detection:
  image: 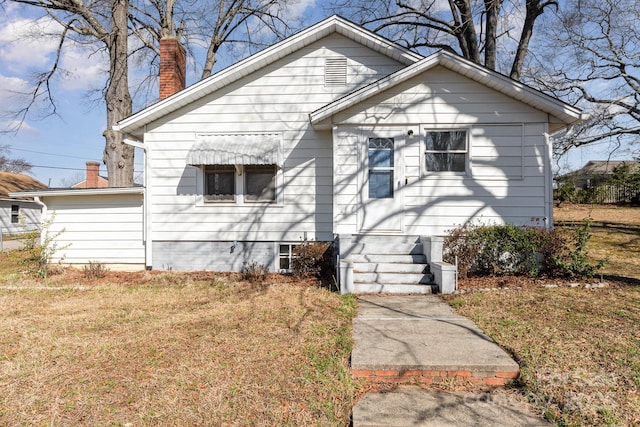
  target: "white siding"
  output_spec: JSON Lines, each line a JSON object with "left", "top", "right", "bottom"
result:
{"left": 41, "top": 194, "right": 145, "bottom": 267}
{"left": 0, "top": 201, "right": 41, "bottom": 234}
{"left": 144, "top": 34, "right": 406, "bottom": 244}
{"left": 332, "top": 66, "right": 553, "bottom": 236}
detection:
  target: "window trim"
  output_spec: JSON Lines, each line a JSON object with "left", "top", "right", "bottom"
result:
{"left": 278, "top": 243, "right": 301, "bottom": 273}
{"left": 422, "top": 126, "right": 470, "bottom": 176}
{"left": 10, "top": 204, "right": 19, "bottom": 224}
{"left": 195, "top": 164, "right": 283, "bottom": 206}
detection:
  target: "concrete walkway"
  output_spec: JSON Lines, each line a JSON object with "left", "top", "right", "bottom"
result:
{"left": 351, "top": 295, "right": 550, "bottom": 426}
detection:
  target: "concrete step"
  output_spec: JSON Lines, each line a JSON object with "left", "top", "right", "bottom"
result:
{"left": 353, "top": 262, "right": 429, "bottom": 274}
{"left": 353, "top": 283, "right": 436, "bottom": 294}
{"left": 354, "top": 272, "right": 434, "bottom": 285}
{"left": 350, "top": 242, "right": 423, "bottom": 255}
{"left": 348, "top": 254, "right": 427, "bottom": 264}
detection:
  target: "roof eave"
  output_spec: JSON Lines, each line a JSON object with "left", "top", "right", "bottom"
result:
{"left": 10, "top": 187, "right": 144, "bottom": 198}
{"left": 310, "top": 50, "right": 584, "bottom": 129}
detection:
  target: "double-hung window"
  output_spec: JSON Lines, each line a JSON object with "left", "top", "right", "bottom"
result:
{"left": 10, "top": 205, "right": 19, "bottom": 224}
{"left": 202, "top": 165, "right": 278, "bottom": 204}
{"left": 424, "top": 129, "right": 468, "bottom": 173}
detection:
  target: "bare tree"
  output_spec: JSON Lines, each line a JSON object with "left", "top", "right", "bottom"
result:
{"left": 0, "top": 146, "right": 32, "bottom": 174}
{"left": 2, "top": 0, "right": 134, "bottom": 186}
{"left": 328, "top": 0, "right": 557, "bottom": 79}
{"left": 2, "top": 0, "right": 298, "bottom": 186}
{"left": 527, "top": 0, "right": 640, "bottom": 155}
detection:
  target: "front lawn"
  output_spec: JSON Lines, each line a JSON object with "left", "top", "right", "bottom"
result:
{"left": 0, "top": 252, "right": 359, "bottom": 426}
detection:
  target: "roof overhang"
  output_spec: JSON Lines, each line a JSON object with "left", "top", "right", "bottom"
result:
{"left": 114, "top": 15, "right": 423, "bottom": 139}
{"left": 10, "top": 187, "right": 144, "bottom": 198}
{"left": 187, "top": 134, "right": 283, "bottom": 167}
{"left": 310, "top": 50, "right": 586, "bottom": 131}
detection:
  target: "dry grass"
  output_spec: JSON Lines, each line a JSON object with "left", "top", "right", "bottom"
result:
{"left": 0, "top": 253, "right": 359, "bottom": 426}
{"left": 555, "top": 204, "right": 640, "bottom": 280}
{"left": 444, "top": 205, "right": 640, "bottom": 426}
{"left": 445, "top": 285, "right": 640, "bottom": 426}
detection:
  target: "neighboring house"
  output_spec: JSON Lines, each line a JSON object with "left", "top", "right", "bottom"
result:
{"left": 557, "top": 160, "right": 640, "bottom": 189}
{"left": 72, "top": 161, "right": 109, "bottom": 188}
{"left": 0, "top": 172, "right": 46, "bottom": 234}
{"left": 13, "top": 16, "right": 584, "bottom": 292}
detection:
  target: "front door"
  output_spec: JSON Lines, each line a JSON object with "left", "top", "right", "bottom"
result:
{"left": 359, "top": 130, "right": 404, "bottom": 232}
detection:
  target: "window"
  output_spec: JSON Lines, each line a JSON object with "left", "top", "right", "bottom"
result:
{"left": 205, "top": 166, "right": 235, "bottom": 201}
{"left": 245, "top": 165, "right": 277, "bottom": 202}
{"left": 279, "top": 244, "right": 299, "bottom": 272}
{"left": 425, "top": 130, "right": 468, "bottom": 172}
{"left": 11, "top": 205, "right": 19, "bottom": 224}
{"left": 368, "top": 137, "right": 394, "bottom": 199}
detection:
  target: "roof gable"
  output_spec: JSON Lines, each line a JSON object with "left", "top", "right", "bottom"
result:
{"left": 115, "top": 15, "right": 423, "bottom": 137}
{"left": 310, "top": 50, "right": 585, "bottom": 131}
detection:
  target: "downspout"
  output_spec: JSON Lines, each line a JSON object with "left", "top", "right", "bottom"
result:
{"left": 33, "top": 196, "right": 47, "bottom": 246}
{"left": 123, "top": 137, "right": 152, "bottom": 270}
{"left": 543, "top": 128, "right": 553, "bottom": 230}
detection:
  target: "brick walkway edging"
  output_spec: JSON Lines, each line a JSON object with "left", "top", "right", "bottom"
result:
{"left": 352, "top": 369, "right": 519, "bottom": 386}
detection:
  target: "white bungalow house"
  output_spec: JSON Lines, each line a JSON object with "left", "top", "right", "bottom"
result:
{"left": 13, "top": 16, "right": 584, "bottom": 293}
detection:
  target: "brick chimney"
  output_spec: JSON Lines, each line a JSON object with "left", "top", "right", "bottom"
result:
{"left": 159, "top": 37, "right": 186, "bottom": 100}
{"left": 86, "top": 161, "right": 100, "bottom": 188}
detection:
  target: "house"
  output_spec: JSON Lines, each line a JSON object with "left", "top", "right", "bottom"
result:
{"left": 0, "top": 172, "right": 46, "bottom": 235}
{"left": 557, "top": 160, "right": 640, "bottom": 189}
{"left": 12, "top": 16, "right": 584, "bottom": 292}
{"left": 72, "top": 161, "right": 109, "bottom": 188}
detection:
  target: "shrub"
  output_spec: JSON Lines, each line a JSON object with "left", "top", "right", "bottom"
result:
{"left": 291, "top": 241, "right": 335, "bottom": 285}
{"left": 241, "top": 261, "right": 269, "bottom": 284}
{"left": 546, "top": 220, "right": 606, "bottom": 279}
{"left": 83, "top": 261, "right": 109, "bottom": 279}
{"left": 21, "top": 217, "right": 68, "bottom": 278}
{"left": 444, "top": 221, "right": 605, "bottom": 279}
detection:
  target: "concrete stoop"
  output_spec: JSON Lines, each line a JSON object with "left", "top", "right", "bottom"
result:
{"left": 350, "top": 235, "right": 437, "bottom": 294}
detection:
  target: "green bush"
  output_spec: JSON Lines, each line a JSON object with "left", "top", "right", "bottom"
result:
{"left": 444, "top": 222, "right": 605, "bottom": 279}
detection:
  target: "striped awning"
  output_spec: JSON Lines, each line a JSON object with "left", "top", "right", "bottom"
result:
{"left": 187, "top": 133, "right": 283, "bottom": 167}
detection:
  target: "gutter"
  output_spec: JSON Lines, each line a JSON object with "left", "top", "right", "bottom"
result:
{"left": 124, "top": 137, "right": 153, "bottom": 270}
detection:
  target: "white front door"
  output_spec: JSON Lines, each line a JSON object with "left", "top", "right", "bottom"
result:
{"left": 359, "top": 130, "right": 404, "bottom": 232}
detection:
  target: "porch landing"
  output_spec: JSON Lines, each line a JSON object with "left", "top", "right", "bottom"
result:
{"left": 351, "top": 295, "right": 520, "bottom": 385}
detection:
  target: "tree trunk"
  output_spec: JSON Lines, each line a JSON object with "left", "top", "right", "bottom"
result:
{"left": 454, "top": 0, "right": 481, "bottom": 64}
{"left": 484, "top": 0, "right": 502, "bottom": 70}
{"left": 103, "top": 0, "right": 134, "bottom": 187}
{"left": 510, "top": 0, "right": 556, "bottom": 80}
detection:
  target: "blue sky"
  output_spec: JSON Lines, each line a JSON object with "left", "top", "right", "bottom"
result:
{"left": 0, "top": 1, "right": 630, "bottom": 187}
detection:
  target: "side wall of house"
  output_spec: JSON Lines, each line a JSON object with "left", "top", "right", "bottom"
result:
{"left": 144, "top": 34, "right": 406, "bottom": 271}
{"left": 334, "top": 66, "right": 553, "bottom": 236}
{"left": 42, "top": 194, "right": 145, "bottom": 268}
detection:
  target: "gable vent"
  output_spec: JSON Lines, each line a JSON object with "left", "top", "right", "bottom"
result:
{"left": 324, "top": 58, "right": 347, "bottom": 86}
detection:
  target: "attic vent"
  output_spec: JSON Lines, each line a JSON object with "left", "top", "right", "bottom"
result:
{"left": 324, "top": 58, "right": 347, "bottom": 86}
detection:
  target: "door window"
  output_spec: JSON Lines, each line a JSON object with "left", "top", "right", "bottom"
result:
{"left": 368, "top": 138, "right": 394, "bottom": 199}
